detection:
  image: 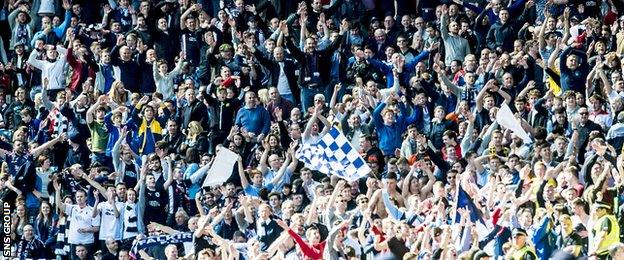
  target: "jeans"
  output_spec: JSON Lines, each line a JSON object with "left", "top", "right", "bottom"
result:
{"left": 300, "top": 87, "right": 325, "bottom": 113}
{"left": 90, "top": 152, "right": 112, "bottom": 170}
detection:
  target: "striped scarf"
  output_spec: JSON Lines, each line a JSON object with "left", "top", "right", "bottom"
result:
{"left": 47, "top": 108, "right": 68, "bottom": 138}
{"left": 54, "top": 218, "right": 69, "bottom": 256}
{"left": 123, "top": 203, "right": 138, "bottom": 239}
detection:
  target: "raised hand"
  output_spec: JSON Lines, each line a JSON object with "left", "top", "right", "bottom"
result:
{"left": 139, "top": 96, "right": 150, "bottom": 105}
{"left": 276, "top": 219, "right": 289, "bottom": 229}
{"left": 63, "top": 0, "right": 72, "bottom": 10}
{"left": 117, "top": 34, "right": 126, "bottom": 46}
{"left": 227, "top": 18, "right": 236, "bottom": 28}
{"left": 427, "top": 41, "right": 440, "bottom": 52}
{"left": 245, "top": 4, "right": 256, "bottom": 14}
{"left": 334, "top": 83, "right": 342, "bottom": 93}
{"left": 563, "top": 7, "right": 571, "bottom": 20}
{"left": 339, "top": 19, "right": 349, "bottom": 34}
{"left": 432, "top": 63, "right": 442, "bottom": 74}
{"left": 280, "top": 21, "right": 289, "bottom": 36}
{"left": 592, "top": 141, "right": 607, "bottom": 157}
{"left": 535, "top": 59, "right": 546, "bottom": 68}
{"left": 262, "top": 138, "right": 270, "bottom": 150}
{"left": 288, "top": 141, "right": 298, "bottom": 155}
{"left": 43, "top": 77, "right": 50, "bottom": 89}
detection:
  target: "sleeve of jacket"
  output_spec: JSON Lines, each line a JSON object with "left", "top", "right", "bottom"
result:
{"left": 531, "top": 216, "right": 551, "bottom": 246}
{"left": 486, "top": 27, "right": 497, "bottom": 50}
{"left": 261, "top": 108, "right": 271, "bottom": 135}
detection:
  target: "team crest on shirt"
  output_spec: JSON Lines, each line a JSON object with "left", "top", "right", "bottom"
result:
{"left": 155, "top": 192, "right": 160, "bottom": 197}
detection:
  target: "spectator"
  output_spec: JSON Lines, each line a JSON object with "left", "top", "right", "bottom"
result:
{"left": 2, "top": 1, "right": 624, "bottom": 259}
{"left": 235, "top": 91, "right": 270, "bottom": 138}
{"left": 15, "top": 224, "right": 46, "bottom": 259}
{"left": 54, "top": 178, "right": 100, "bottom": 258}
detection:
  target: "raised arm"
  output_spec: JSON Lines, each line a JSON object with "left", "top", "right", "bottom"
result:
{"left": 434, "top": 64, "right": 462, "bottom": 97}
{"left": 87, "top": 95, "right": 106, "bottom": 124}
{"left": 237, "top": 155, "right": 249, "bottom": 189}
{"left": 170, "top": 52, "right": 185, "bottom": 77}
{"left": 163, "top": 155, "right": 175, "bottom": 190}
{"left": 53, "top": 1, "right": 73, "bottom": 38}
{"left": 282, "top": 22, "right": 305, "bottom": 60}
{"left": 475, "top": 80, "right": 493, "bottom": 112}
{"left": 31, "top": 133, "right": 65, "bottom": 158}
{"left": 258, "top": 137, "right": 272, "bottom": 174}
{"left": 27, "top": 48, "right": 45, "bottom": 70}
{"left": 286, "top": 143, "right": 299, "bottom": 173}
{"left": 303, "top": 109, "right": 321, "bottom": 140}
{"left": 440, "top": 12, "right": 450, "bottom": 40}
{"left": 53, "top": 179, "right": 66, "bottom": 212}
{"left": 186, "top": 158, "right": 213, "bottom": 184}
{"left": 91, "top": 191, "right": 102, "bottom": 218}
{"left": 329, "top": 83, "right": 342, "bottom": 114}
{"left": 82, "top": 173, "right": 108, "bottom": 196}
{"left": 194, "top": 216, "right": 210, "bottom": 238}
{"left": 180, "top": 4, "right": 200, "bottom": 30}
{"left": 496, "top": 86, "right": 512, "bottom": 104}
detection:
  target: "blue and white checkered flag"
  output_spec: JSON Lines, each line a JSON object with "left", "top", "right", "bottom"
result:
{"left": 296, "top": 127, "right": 371, "bottom": 181}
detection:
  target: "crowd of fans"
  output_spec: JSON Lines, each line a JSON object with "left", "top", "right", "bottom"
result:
{"left": 2, "top": 0, "right": 624, "bottom": 259}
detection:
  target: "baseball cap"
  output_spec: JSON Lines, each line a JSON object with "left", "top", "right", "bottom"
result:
{"left": 512, "top": 227, "right": 528, "bottom": 237}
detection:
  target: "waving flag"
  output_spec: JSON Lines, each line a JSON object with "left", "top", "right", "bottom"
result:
{"left": 296, "top": 127, "right": 371, "bottom": 181}
{"left": 455, "top": 185, "right": 485, "bottom": 225}
{"left": 496, "top": 103, "right": 533, "bottom": 144}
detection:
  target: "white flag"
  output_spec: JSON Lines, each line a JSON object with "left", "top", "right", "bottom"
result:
{"left": 202, "top": 148, "right": 238, "bottom": 187}
{"left": 496, "top": 103, "right": 533, "bottom": 144}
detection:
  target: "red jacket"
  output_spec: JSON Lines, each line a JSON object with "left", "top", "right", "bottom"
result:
{"left": 287, "top": 229, "right": 326, "bottom": 259}
{"left": 67, "top": 47, "right": 96, "bottom": 92}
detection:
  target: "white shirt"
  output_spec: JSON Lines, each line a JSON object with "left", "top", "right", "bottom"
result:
{"left": 27, "top": 47, "right": 68, "bottom": 90}
{"left": 65, "top": 204, "right": 100, "bottom": 244}
{"left": 96, "top": 201, "right": 124, "bottom": 240}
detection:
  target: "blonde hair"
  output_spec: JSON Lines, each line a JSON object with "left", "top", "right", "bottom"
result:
{"left": 108, "top": 81, "right": 128, "bottom": 104}
{"left": 0, "top": 162, "right": 8, "bottom": 176}
{"left": 34, "top": 93, "right": 43, "bottom": 108}
{"left": 188, "top": 121, "right": 203, "bottom": 138}
{"left": 12, "top": 128, "right": 26, "bottom": 142}
{"left": 257, "top": 88, "right": 269, "bottom": 105}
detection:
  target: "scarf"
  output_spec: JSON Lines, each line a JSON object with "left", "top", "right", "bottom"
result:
{"left": 138, "top": 118, "right": 162, "bottom": 153}
{"left": 138, "top": 118, "right": 162, "bottom": 137}
{"left": 123, "top": 203, "right": 139, "bottom": 238}
{"left": 130, "top": 232, "right": 193, "bottom": 256}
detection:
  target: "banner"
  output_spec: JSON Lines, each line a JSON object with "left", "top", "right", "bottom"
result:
{"left": 496, "top": 103, "right": 533, "bottom": 144}
{"left": 130, "top": 232, "right": 193, "bottom": 256}
{"left": 202, "top": 147, "right": 238, "bottom": 187}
